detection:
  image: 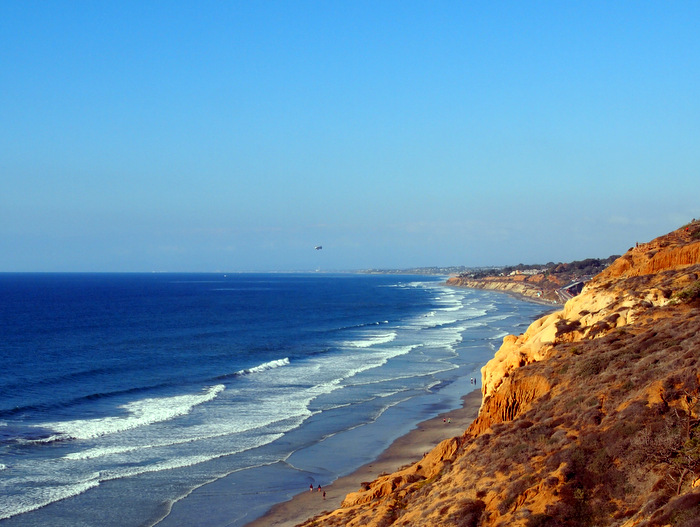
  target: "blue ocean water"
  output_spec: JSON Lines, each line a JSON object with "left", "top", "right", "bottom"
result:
{"left": 0, "top": 273, "right": 548, "bottom": 526}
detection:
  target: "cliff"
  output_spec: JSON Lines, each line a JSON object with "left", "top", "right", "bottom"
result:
{"left": 445, "top": 257, "right": 617, "bottom": 305}
{"left": 445, "top": 276, "right": 557, "bottom": 304}
{"left": 298, "top": 222, "right": 700, "bottom": 527}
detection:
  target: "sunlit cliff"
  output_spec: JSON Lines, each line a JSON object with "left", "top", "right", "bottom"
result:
{"left": 299, "top": 222, "right": 700, "bottom": 527}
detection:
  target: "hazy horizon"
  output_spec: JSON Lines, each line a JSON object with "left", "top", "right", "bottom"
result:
{"left": 2, "top": 2, "right": 698, "bottom": 272}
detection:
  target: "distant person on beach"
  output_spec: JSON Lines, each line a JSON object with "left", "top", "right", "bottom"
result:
{"left": 318, "top": 485, "right": 322, "bottom": 492}
{"left": 309, "top": 484, "right": 313, "bottom": 492}
{"left": 323, "top": 491, "right": 326, "bottom": 499}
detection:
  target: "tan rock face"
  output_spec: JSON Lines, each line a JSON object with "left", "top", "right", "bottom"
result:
{"left": 480, "top": 316, "right": 557, "bottom": 401}
{"left": 601, "top": 231, "right": 700, "bottom": 279}
{"left": 340, "top": 437, "right": 460, "bottom": 508}
{"left": 469, "top": 374, "right": 551, "bottom": 435}
{"left": 298, "top": 224, "right": 700, "bottom": 527}
{"left": 445, "top": 277, "right": 555, "bottom": 303}
{"left": 479, "top": 229, "right": 700, "bottom": 409}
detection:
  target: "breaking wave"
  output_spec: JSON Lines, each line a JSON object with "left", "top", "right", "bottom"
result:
{"left": 236, "top": 357, "right": 290, "bottom": 375}
{"left": 31, "top": 385, "right": 225, "bottom": 442}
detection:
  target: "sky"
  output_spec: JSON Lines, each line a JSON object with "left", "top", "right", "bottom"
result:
{"left": 1, "top": 1, "right": 698, "bottom": 272}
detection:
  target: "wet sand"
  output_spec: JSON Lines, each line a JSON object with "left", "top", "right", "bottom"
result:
{"left": 245, "top": 389, "right": 483, "bottom": 527}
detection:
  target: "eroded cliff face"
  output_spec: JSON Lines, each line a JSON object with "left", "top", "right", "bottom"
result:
{"left": 478, "top": 225, "right": 700, "bottom": 409}
{"left": 445, "top": 276, "right": 556, "bottom": 304}
{"left": 299, "top": 223, "right": 700, "bottom": 527}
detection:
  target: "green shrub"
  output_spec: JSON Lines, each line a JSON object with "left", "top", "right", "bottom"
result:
{"left": 674, "top": 281, "right": 700, "bottom": 303}
{"left": 577, "top": 356, "right": 606, "bottom": 377}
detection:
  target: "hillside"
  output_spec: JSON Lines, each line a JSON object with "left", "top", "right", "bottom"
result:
{"left": 446, "top": 257, "right": 619, "bottom": 304}
{"left": 299, "top": 222, "right": 700, "bottom": 527}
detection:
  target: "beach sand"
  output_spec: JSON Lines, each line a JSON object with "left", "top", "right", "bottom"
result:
{"left": 245, "top": 389, "right": 483, "bottom": 527}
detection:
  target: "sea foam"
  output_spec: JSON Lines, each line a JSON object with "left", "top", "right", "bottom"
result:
{"left": 236, "top": 357, "right": 290, "bottom": 375}
{"left": 34, "top": 384, "right": 225, "bottom": 442}
{"left": 342, "top": 332, "right": 397, "bottom": 348}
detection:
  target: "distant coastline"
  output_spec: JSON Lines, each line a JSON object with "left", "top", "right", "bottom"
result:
{"left": 445, "top": 276, "right": 560, "bottom": 306}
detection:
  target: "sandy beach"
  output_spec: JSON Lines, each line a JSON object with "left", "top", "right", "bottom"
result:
{"left": 245, "top": 389, "right": 483, "bottom": 527}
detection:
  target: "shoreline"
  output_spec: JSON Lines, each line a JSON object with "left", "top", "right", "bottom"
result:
{"left": 445, "top": 281, "right": 561, "bottom": 308}
{"left": 444, "top": 280, "right": 564, "bottom": 308}
{"left": 244, "top": 389, "right": 483, "bottom": 527}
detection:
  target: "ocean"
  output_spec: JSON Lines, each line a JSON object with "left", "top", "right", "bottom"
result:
{"left": 0, "top": 273, "right": 549, "bottom": 526}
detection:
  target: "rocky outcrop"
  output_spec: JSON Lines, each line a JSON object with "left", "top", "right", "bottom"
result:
{"left": 298, "top": 222, "right": 700, "bottom": 527}
{"left": 468, "top": 373, "right": 552, "bottom": 435}
{"left": 479, "top": 224, "right": 700, "bottom": 410}
{"left": 340, "top": 437, "right": 460, "bottom": 508}
{"left": 601, "top": 230, "right": 700, "bottom": 279}
{"left": 479, "top": 312, "right": 559, "bottom": 401}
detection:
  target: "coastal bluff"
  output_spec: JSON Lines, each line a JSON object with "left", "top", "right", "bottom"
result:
{"left": 298, "top": 223, "right": 700, "bottom": 526}
{"left": 446, "top": 275, "right": 556, "bottom": 304}
{"left": 445, "top": 256, "right": 618, "bottom": 305}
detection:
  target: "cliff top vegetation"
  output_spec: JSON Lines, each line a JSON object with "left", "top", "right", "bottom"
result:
{"left": 458, "top": 256, "right": 619, "bottom": 282}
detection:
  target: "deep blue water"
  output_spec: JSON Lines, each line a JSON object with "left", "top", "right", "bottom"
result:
{"left": 0, "top": 273, "right": 548, "bottom": 526}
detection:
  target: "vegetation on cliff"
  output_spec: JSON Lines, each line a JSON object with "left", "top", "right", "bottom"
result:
{"left": 447, "top": 256, "right": 620, "bottom": 304}
{"left": 462, "top": 257, "right": 620, "bottom": 281}
{"left": 299, "top": 221, "right": 700, "bottom": 527}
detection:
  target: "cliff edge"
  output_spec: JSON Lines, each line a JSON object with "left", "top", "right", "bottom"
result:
{"left": 446, "top": 256, "right": 618, "bottom": 305}
{"left": 299, "top": 222, "right": 700, "bottom": 527}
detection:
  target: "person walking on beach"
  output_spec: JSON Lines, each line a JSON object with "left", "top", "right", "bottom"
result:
{"left": 318, "top": 485, "right": 322, "bottom": 492}
{"left": 309, "top": 484, "right": 313, "bottom": 492}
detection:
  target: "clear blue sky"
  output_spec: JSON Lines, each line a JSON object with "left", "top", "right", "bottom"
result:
{"left": 2, "top": 1, "right": 698, "bottom": 272}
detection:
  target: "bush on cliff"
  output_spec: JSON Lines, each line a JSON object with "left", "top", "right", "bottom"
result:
{"left": 673, "top": 281, "right": 700, "bottom": 303}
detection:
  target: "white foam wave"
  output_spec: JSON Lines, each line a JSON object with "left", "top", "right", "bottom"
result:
{"left": 35, "top": 384, "right": 225, "bottom": 442}
{"left": 64, "top": 381, "right": 318, "bottom": 463}
{"left": 0, "top": 477, "right": 100, "bottom": 520}
{"left": 62, "top": 413, "right": 288, "bottom": 462}
{"left": 237, "top": 357, "right": 290, "bottom": 375}
{"left": 3, "top": 432, "right": 287, "bottom": 521}
{"left": 96, "top": 433, "right": 285, "bottom": 481}
{"left": 325, "top": 345, "right": 419, "bottom": 390}
{"left": 430, "top": 318, "right": 459, "bottom": 327}
{"left": 63, "top": 445, "right": 141, "bottom": 460}
{"left": 346, "top": 368, "right": 452, "bottom": 388}
{"left": 343, "top": 332, "right": 396, "bottom": 348}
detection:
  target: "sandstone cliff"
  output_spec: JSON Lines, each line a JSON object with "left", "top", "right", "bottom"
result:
{"left": 299, "top": 222, "right": 700, "bottom": 527}
{"left": 445, "top": 257, "right": 615, "bottom": 305}
{"left": 445, "top": 276, "right": 557, "bottom": 304}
